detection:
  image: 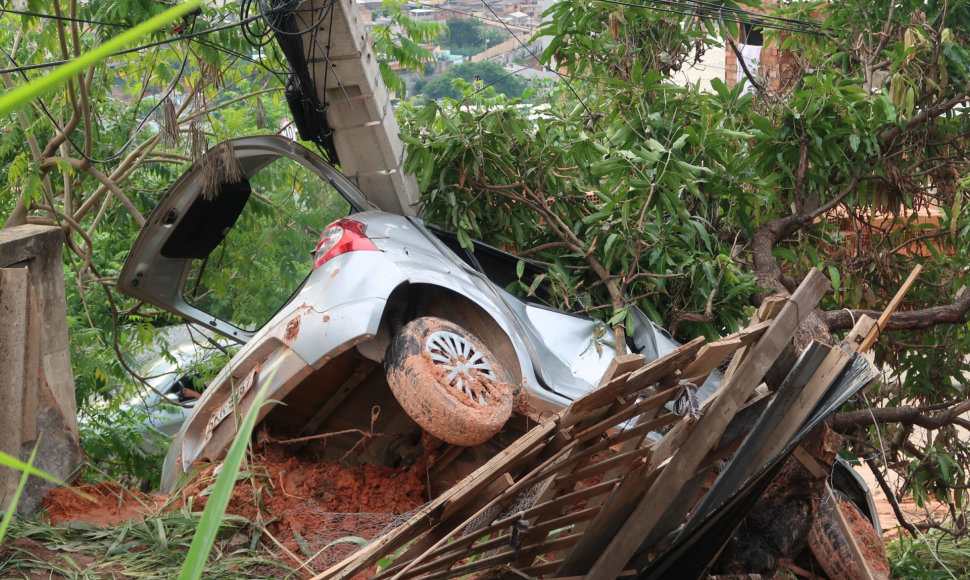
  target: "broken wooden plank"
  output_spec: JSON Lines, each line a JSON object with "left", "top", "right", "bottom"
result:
{"left": 841, "top": 314, "right": 877, "bottom": 353}
{"left": 741, "top": 345, "right": 853, "bottom": 481}
{"left": 720, "top": 295, "right": 788, "bottom": 384}
{"left": 682, "top": 342, "right": 831, "bottom": 533}
{"left": 564, "top": 268, "right": 831, "bottom": 580}
{"left": 680, "top": 319, "right": 773, "bottom": 380}
{"left": 565, "top": 339, "right": 702, "bottom": 420}
{"left": 824, "top": 482, "right": 880, "bottom": 580}
{"left": 616, "top": 337, "right": 706, "bottom": 399}
{"left": 858, "top": 264, "right": 922, "bottom": 352}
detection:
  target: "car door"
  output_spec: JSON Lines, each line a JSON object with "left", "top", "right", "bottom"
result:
{"left": 118, "top": 136, "right": 371, "bottom": 343}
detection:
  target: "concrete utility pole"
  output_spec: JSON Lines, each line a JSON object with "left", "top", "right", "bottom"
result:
{"left": 0, "top": 226, "right": 82, "bottom": 515}
{"left": 293, "top": 0, "right": 421, "bottom": 215}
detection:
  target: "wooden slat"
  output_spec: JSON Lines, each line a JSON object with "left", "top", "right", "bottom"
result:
{"left": 616, "top": 337, "right": 706, "bottom": 399}
{"left": 561, "top": 354, "right": 646, "bottom": 424}
{"left": 567, "top": 338, "right": 703, "bottom": 421}
{"left": 419, "top": 534, "right": 582, "bottom": 580}
{"left": 741, "top": 344, "right": 852, "bottom": 481}
{"left": 682, "top": 341, "right": 831, "bottom": 533}
{"left": 720, "top": 296, "right": 787, "bottom": 384}
{"left": 572, "top": 388, "right": 676, "bottom": 444}
{"left": 858, "top": 264, "right": 922, "bottom": 352}
{"left": 680, "top": 319, "right": 772, "bottom": 379}
{"left": 824, "top": 482, "right": 880, "bottom": 580}
{"left": 565, "top": 268, "right": 831, "bottom": 580}
{"left": 553, "top": 444, "right": 654, "bottom": 490}
{"left": 405, "top": 507, "right": 603, "bottom": 579}
{"left": 387, "top": 473, "right": 515, "bottom": 569}
{"left": 842, "top": 314, "right": 877, "bottom": 353}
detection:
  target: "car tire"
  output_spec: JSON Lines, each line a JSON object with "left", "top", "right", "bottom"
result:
{"left": 808, "top": 489, "right": 890, "bottom": 580}
{"left": 385, "top": 317, "right": 514, "bottom": 446}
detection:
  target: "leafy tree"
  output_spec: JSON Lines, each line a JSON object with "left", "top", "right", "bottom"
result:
{"left": 441, "top": 18, "right": 506, "bottom": 56}
{"left": 419, "top": 60, "right": 528, "bottom": 101}
{"left": 0, "top": 0, "right": 438, "bottom": 488}
{"left": 401, "top": 0, "right": 970, "bottom": 537}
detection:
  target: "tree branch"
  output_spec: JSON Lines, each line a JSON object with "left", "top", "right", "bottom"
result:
{"left": 829, "top": 399, "right": 970, "bottom": 432}
{"left": 823, "top": 289, "right": 970, "bottom": 330}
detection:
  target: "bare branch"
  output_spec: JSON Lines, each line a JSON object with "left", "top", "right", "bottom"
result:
{"left": 823, "top": 289, "right": 970, "bottom": 331}
{"left": 829, "top": 399, "right": 970, "bottom": 432}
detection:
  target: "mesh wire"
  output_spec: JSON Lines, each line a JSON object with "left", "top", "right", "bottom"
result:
{"left": 277, "top": 501, "right": 430, "bottom": 570}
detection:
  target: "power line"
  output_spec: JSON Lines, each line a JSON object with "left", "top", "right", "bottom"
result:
{"left": 0, "top": 7, "right": 127, "bottom": 28}
{"left": 0, "top": 14, "right": 199, "bottom": 165}
{"left": 591, "top": 0, "right": 822, "bottom": 36}
{"left": 0, "top": 8, "right": 284, "bottom": 76}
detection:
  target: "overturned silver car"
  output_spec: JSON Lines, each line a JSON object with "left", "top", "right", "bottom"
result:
{"left": 119, "top": 136, "right": 713, "bottom": 491}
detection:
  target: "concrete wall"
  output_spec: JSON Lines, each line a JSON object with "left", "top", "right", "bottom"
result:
{"left": 0, "top": 225, "right": 82, "bottom": 514}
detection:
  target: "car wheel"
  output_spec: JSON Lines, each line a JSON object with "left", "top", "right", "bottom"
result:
{"left": 385, "top": 317, "right": 514, "bottom": 446}
{"left": 808, "top": 489, "right": 890, "bottom": 580}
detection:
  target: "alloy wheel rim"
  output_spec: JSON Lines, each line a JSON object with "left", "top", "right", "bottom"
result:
{"left": 425, "top": 330, "right": 497, "bottom": 406}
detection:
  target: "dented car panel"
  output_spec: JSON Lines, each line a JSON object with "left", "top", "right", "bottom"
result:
{"left": 120, "top": 136, "right": 703, "bottom": 492}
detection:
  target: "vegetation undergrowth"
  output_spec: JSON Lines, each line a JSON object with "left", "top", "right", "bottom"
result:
{"left": 0, "top": 511, "right": 293, "bottom": 579}
{"left": 888, "top": 528, "right": 970, "bottom": 579}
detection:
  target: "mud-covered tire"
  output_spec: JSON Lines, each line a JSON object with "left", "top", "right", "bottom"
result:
{"left": 385, "top": 317, "right": 514, "bottom": 446}
{"left": 808, "top": 490, "right": 890, "bottom": 580}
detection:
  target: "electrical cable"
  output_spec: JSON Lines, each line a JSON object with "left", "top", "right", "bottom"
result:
{"left": 478, "top": 0, "right": 613, "bottom": 145}
{"left": 0, "top": 14, "right": 196, "bottom": 164}
{"left": 590, "top": 0, "right": 822, "bottom": 35}
{"left": 0, "top": 7, "right": 288, "bottom": 76}
{"left": 0, "top": 7, "right": 127, "bottom": 27}
{"left": 256, "top": 0, "right": 332, "bottom": 37}
{"left": 191, "top": 36, "right": 289, "bottom": 84}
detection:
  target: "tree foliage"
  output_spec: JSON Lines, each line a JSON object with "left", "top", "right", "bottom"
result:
{"left": 401, "top": 0, "right": 970, "bottom": 525}
{"left": 0, "top": 0, "right": 436, "bottom": 488}
{"left": 416, "top": 60, "right": 529, "bottom": 101}
{"left": 440, "top": 17, "right": 506, "bottom": 57}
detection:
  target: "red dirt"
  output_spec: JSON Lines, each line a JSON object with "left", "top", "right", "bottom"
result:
{"left": 42, "top": 481, "right": 165, "bottom": 526}
{"left": 284, "top": 316, "right": 301, "bottom": 342}
{"left": 40, "top": 443, "right": 428, "bottom": 571}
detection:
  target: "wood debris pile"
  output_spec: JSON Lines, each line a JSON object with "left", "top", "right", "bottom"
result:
{"left": 314, "top": 269, "right": 885, "bottom": 580}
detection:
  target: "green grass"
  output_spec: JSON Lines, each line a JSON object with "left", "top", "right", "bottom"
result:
{"left": 888, "top": 529, "right": 970, "bottom": 579}
{"left": 0, "top": 510, "right": 294, "bottom": 579}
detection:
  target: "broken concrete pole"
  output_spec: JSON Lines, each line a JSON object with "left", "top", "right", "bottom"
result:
{"left": 0, "top": 226, "right": 82, "bottom": 514}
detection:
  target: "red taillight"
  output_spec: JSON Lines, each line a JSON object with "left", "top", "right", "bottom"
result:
{"left": 312, "top": 218, "right": 377, "bottom": 270}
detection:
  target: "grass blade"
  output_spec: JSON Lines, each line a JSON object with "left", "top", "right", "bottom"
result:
{"left": 177, "top": 378, "right": 271, "bottom": 580}
{"left": 0, "top": 443, "right": 39, "bottom": 543}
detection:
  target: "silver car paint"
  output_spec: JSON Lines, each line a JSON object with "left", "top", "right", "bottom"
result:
{"left": 119, "top": 137, "right": 681, "bottom": 490}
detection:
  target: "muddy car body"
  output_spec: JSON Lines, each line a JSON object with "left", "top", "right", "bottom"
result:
{"left": 120, "top": 136, "right": 718, "bottom": 491}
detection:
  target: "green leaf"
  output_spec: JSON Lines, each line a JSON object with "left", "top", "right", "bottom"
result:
{"left": 848, "top": 134, "right": 860, "bottom": 152}
{"left": 178, "top": 375, "right": 272, "bottom": 580}
{"left": 827, "top": 265, "right": 841, "bottom": 296}
{"left": 0, "top": 0, "right": 203, "bottom": 117}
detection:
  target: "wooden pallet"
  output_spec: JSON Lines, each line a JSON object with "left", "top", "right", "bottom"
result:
{"left": 313, "top": 268, "right": 877, "bottom": 580}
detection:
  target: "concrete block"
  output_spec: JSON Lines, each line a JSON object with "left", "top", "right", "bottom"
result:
{"left": 0, "top": 226, "right": 82, "bottom": 514}
{"left": 0, "top": 226, "right": 78, "bottom": 436}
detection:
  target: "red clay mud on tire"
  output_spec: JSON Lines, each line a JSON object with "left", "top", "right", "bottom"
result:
{"left": 808, "top": 491, "right": 891, "bottom": 580}
{"left": 385, "top": 316, "right": 514, "bottom": 446}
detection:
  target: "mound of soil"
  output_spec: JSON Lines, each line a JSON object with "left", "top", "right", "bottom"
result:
{"left": 40, "top": 443, "right": 428, "bottom": 571}
{"left": 42, "top": 481, "right": 164, "bottom": 526}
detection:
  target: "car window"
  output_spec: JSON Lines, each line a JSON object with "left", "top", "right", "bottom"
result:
{"left": 182, "top": 156, "right": 351, "bottom": 331}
